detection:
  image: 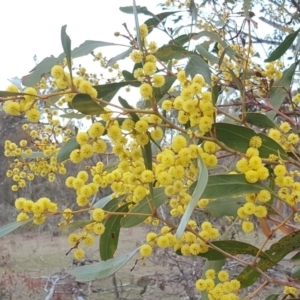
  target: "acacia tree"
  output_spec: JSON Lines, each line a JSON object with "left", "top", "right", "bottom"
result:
{"left": 1, "top": 0, "right": 300, "bottom": 298}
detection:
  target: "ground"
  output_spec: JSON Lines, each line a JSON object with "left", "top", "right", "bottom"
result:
{"left": 0, "top": 226, "right": 197, "bottom": 300}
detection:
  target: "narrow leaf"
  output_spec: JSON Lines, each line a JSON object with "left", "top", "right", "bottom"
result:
{"left": 214, "top": 123, "right": 288, "bottom": 159}
{"left": 118, "top": 96, "right": 139, "bottom": 122}
{"left": 237, "top": 230, "right": 300, "bottom": 288}
{"left": 190, "top": 174, "right": 272, "bottom": 199}
{"left": 119, "top": 6, "right": 156, "bottom": 17}
{"left": 155, "top": 44, "right": 191, "bottom": 61}
{"left": 265, "top": 295, "right": 280, "bottom": 300}
{"left": 206, "top": 197, "right": 244, "bottom": 217}
{"left": 242, "top": 112, "right": 276, "bottom": 128}
{"left": 60, "top": 112, "right": 86, "bottom": 119}
{"left": 94, "top": 194, "right": 126, "bottom": 209}
{"left": 268, "top": 62, "right": 298, "bottom": 119}
{"left": 0, "top": 91, "right": 38, "bottom": 98}
{"left": 196, "top": 44, "right": 219, "bottom": 64}
{"left": 176, "top": 157, "right": 208, "bottom": 238}
{"left": 70, "top": 93, "right": 104, "bottom": 115}
{"left": 122, "top": 188, "right": 166, "bottom": 228}
{"left": 21, "top": 151, "right": 46, "bottom": 159}
{"left": 100, "top": 204, "right": 130, "bottom": 261}
{"left": 69, "top": 249, "right": 138, "bottom": 281}
{"left": 265, "top": 29, "right": 300, "bottom": 62}
{"left": 64, "top": 220, "right": 93, "bottom": 234}
{"left": 153, "top": 75, "right": 176, "bottom": 103}
{"left": 106, "top": 48, "right": 133, "bottom": 67}
{"left": 57, "top": 137, "right": 79, "bottom": 163}
{"left": 0, "top": 219, "right": 31, "bottom": 238}
{"left": 185, "top": 55, "right": 211, "bottom": 84}
{"left": 61, "top": 25, "right": 73, "bottom": 81}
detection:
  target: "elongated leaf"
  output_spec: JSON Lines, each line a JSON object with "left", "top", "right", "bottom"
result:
{"left": 153, "top": 75, "right": 176, "bottom": 103}
{"left": 212, "top": 84, "right": 221, "bottom": 105}
{"left": 200, "top": 240, "right": 272, "bottom": 261}
{"left": 94, "top": 194, "right": 126, "bottom": 209}
{"left": 265, "top": 29, "right": 300, "bottom": 62}
{"left": 119, "top": 6, "right": 156, "bottom": 17}
{"left": 118, "top": 96, "right": 139, "bottom": 122}
{"left": 122, "top": 188, "right": 165, "bottom": 228}
{"left": 170, "top": 34, "right": 195, "bottom": 46}
{"left": 193, "top": 31, "right": 241, "bottom": 60}
{"left": 155, "top": 44, "right": 191, "bottom": 61}
{"left": 103, "top": 161, "right": 119, "bottom": 173}
{"left": 70, "top": 93, "right": 104, "bottom": 115}
{"left": 201, "top": 259, "right": 225, "bottom": 300}
{"left": 196, "top": 44, "right": 219, "bottom": 64}
{"left": 0, "top": 219, "right": 31, "bottom": 238}
{"left": 145, "top": 11, "right": 179, "bottom": 32}
{"left": 57, "top": 137, "right": 79, "bottom": 163}
{"left": 176, "top": 157, "right": 208, "bottom": 238}
{"left": 64, "top": 220, "right": 93, "bottom": 234}
{"left": 190, "top": 174, "right": 272, "bottom": 199}
{"left": 265, "top": 295, "right": 280, "bottom": 300}
{"left": 21, "top": 151, "right": 46, "bottom": 159}
{"left": 60, "top": 112, "right": 86, "bottom": 119}
{"left": 292, "top": 265, "right": 300, "bottom": 280}
{"left": 291, "top": 251, "right": 300, "bottom": 263}
{"left": 268, "top": 62, "right": 298, "bottom": 120}
{"left": 0, "top": 91, "right": 37, "bottom": 98}
{"left": 214, "top": 123, "right": 288, "bottom": 159}
{"left": 61, "top": 25, "right": 73, "bottom": 81}
{"left": 185, "top": 55, "right": 211, "bottom": 84}
{"left": 69, "top": 249, "right": 138, "bottom": 281}
{"left": 237, "top": 230, "right": 300, "bottom": 288}
{"left": 22, "top": 40, "right": 130, "bottom": 87}
{"left": 100, "top": 204, "right": 130, "bottom": 261}
{"left": 206, "top": 197, "right": 244, "bottom": 217}
{"left": 106, "top": 48, "right": 133, "bottom": 67}
{"left": 242, "top": 112, "right": 276, "bottom": 129}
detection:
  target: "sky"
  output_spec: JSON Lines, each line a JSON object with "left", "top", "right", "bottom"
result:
{"left": 0, "top": 0, "right": 163, "bottom": 88}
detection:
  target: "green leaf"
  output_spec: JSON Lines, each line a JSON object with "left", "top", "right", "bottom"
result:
{"left": 153, "top": 75, "right": 176, "bottom": 103}
{"left": 69, "top": 249, "right": 138, "bottom": 281}
{"left": 242, "top": 112, "right": 276, "bottom": 129}
{"left": 63, "top": 220, "right": 93, "bottom": 234}
{"left": 268, "top": 62, "right": 298, "bottom": 120}
{"left": 193, "top": 31, "right": 241, "bottom": 60}
{"left": 61, "top": 25, "right": 73, "bottom": 81}
{"left": 212, "top": 84, "right": 221, "bottom": 105}
{"left": 103, "top": 161, "right": 119, "bottom": 173}
{"left": 0, "top": 219, "right": 31, "bottom": 238}
{"left": 190, "top": 174, "right": 272, "bottom": 199}
{"left": 22, "top": 40, "right": 130, "bottom": 87}
{"left": 100, "top": 204, "right": 130, "bottom": 261}
{"left": 72, "top": 40, "right": 130, "bottom": 58}
{"left": 21, "top": 151, "right": 46, "bottom": 159}
{"left": 291, "top": 251, "right": 300, "bottom": 264}
{"left": 201, "top": 240, "right": 272, "bottom": 261}
{"left": 155, "top": 44, "right": 191, "bottom": 61}
{"left": 122, "top": 188, "right": 166, "bottom": 228}
{"left": 60, "top": 112, "right": 86, "bottom": 119}
{"left": 57, "top": 137, "right": 79, "bottom": 163}
{"left": 176, "top": 157, "right": 208, "bottom": 238}
{"left": 119, "top": 6, "right": 156, "bottom": 17}
{"left": 145, "top": 11, "right": 179, "bottom": 33}
{"left": 265, "top": 29, "right": 300, "bottom": 62}
{"left": 214, "top": 123, "right": 288, "bottom": 159}
{"left": 237, "top": 230, "right": 300, "bottom": 288}
{"left": 196, "top": 44, "right": 219, "bottom": 64}
{"left": 185, "top": 55, "right": 211, "bottom": 84}
{"left": 201, "top": 259, "right": 225, "bottom": 300}
{"left": 206, "top": 197, "right": 244, "bottom": 217}
{"left": 70, "top": 93, "right": 104, "bottom": 115}
{"left": 0, "top": 91, "right": 37, "bottom": 98}
{"left": 106, "top": 48, "right": 133, "bottom": 67}
{"left": 170, "top": 34, "right": 195, "bottom": 46}
{"left": 292, "top": 265, "right": 300, "bottom": 280}
{"left": 118, "top": 96, "right": 139, "bottom": 122}
{"left": 94, "top": 194, "right": 126, "bottom": 209}
{"left": 265, "top": 295, "right": 280, "bottom": 300}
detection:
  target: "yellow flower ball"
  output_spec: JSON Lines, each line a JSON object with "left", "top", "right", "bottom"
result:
{"left": 143, "top": 62, "right": 157, "bottom": 75}
{"left": 140, "top": 83, "right": 153, "bottom": 99}
{"left": 245, "top": 170, "right": 259, "bottom": 183}
{"left": 242, "top": 221, "right": 254, "bottom": 233}
{"left": 139, "top": 244, "right": 153, "bottom": 257}
{"left": 92, "top": 208, "right": 105, "bottom": 222}
{"left": 73, "top": 248, "right": 85, "bottom": 261}
{"left": 152, "top": 74, "right": 165, "bottom": 87}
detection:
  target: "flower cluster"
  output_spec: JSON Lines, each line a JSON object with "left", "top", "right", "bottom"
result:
{"left": 195, "top": 269, "right": 241, "bottom": 299}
